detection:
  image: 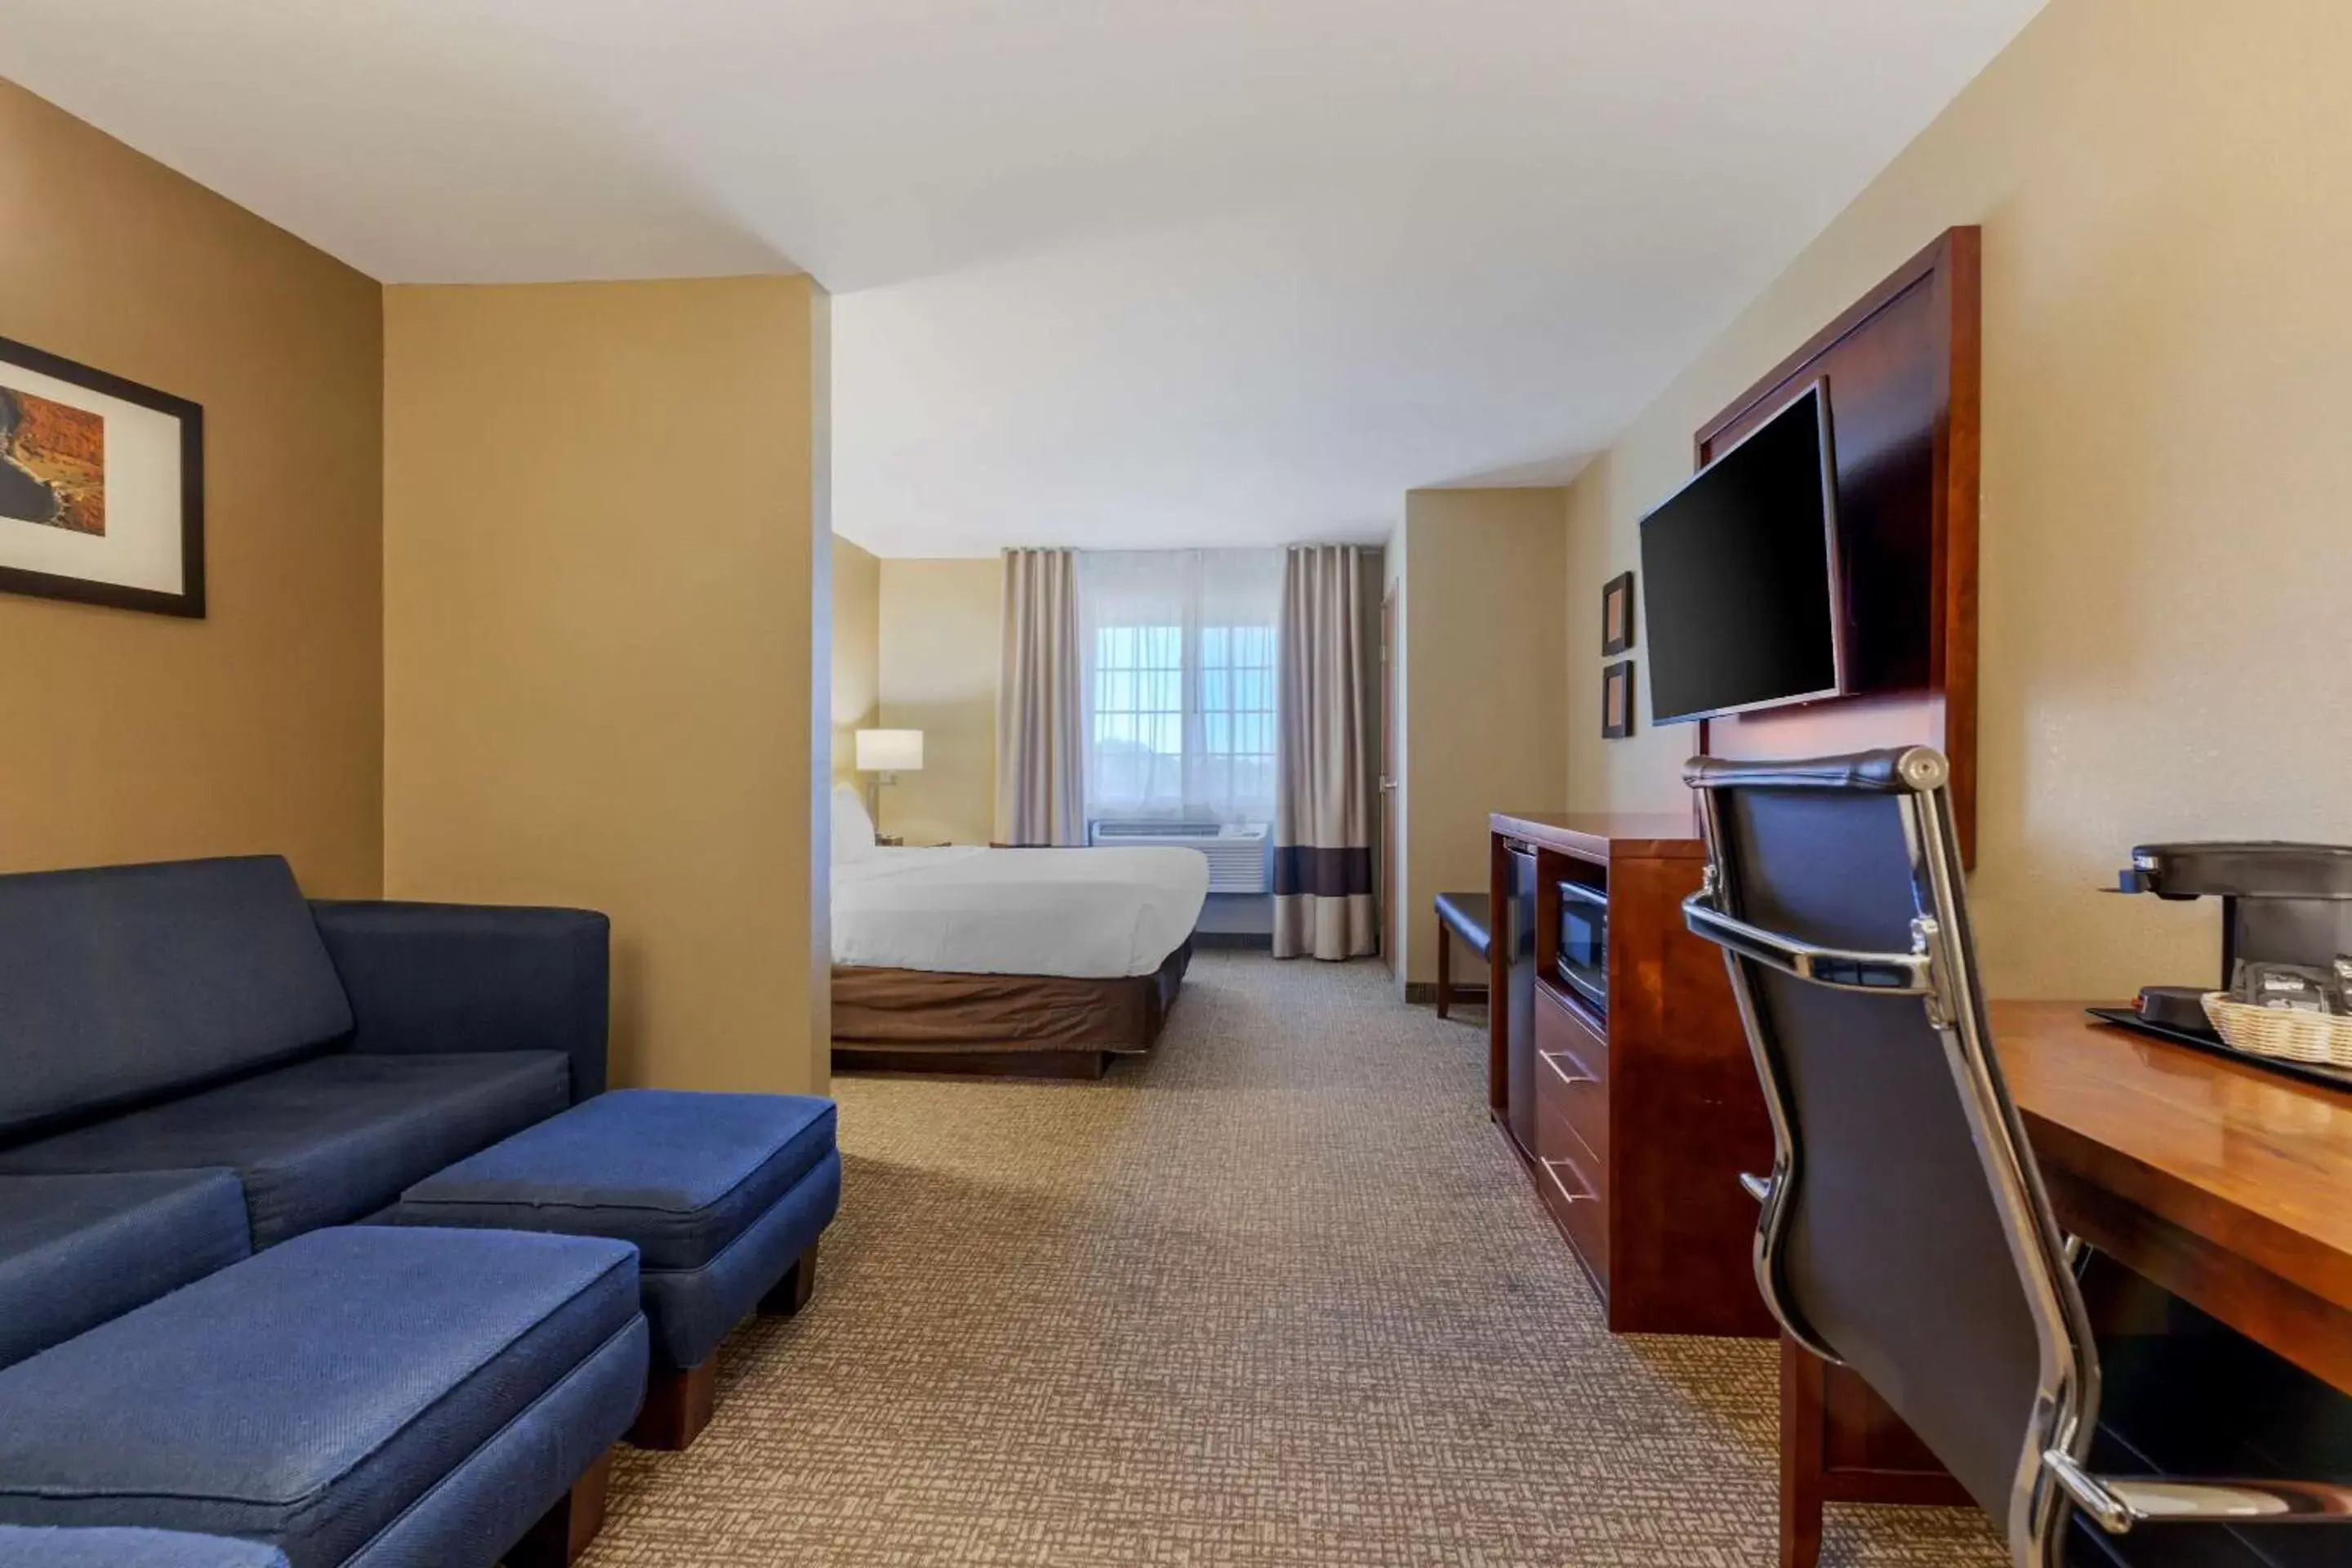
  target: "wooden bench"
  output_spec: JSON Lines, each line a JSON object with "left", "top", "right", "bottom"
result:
{"left": 1432, "top": 891, "right": 1492, "bottom": 1020}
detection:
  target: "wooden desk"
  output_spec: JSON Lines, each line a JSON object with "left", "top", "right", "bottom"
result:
{"left": 1780, "top": 1002, "right": 2352, "bottom": 1566}
{"left": 1999, "top": 1000, "right": 2352, "bottom": 1394}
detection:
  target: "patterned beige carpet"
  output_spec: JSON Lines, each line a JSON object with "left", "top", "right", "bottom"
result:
{"left": 583, "top": 952, "right": 2003, "bottom": 1566}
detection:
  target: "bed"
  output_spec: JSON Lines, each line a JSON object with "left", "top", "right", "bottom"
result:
{"left": 828, "top": 788, "right": 1209, "bottom": 1078}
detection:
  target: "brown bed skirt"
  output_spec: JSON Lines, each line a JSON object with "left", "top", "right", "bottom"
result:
{"left": 831, "top": 939, "right": 1192, "bottom": 1076}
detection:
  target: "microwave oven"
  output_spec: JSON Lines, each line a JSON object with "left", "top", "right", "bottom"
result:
{"left": 1554, "top": 880, "right": 1608, "bottom": 1016}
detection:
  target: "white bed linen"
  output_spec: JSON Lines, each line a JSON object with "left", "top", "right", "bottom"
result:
{"left": 831, "top": 845, "right": 1209, "bottom": 978}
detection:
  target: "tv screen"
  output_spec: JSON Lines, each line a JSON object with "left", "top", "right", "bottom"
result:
{"left": 1638, "top": 382, "right": 1842, "bottom": 725}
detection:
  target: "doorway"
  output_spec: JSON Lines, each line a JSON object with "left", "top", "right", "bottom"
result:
{"left": 1379, "top": 589, "right": 1397, "bottom": 975}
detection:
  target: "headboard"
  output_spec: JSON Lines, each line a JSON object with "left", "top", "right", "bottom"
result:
{"left": 1694, "top": 227, "right": 1981, "bottom": 864}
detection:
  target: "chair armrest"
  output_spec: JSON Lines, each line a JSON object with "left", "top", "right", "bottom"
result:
{"left": 2047, "top": 1450, "right": 2352, "bottom": 1531}
{"left": 310, "top": 900, "right": 609, "bottom": 1102}
{"left": 1683, "top": 883, "right": 1935, "bottom": 994}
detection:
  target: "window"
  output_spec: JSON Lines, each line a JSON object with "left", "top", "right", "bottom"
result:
{"left": 1078, "top": 550, "right": 1284, "bottom": 824}
{"left": 1196, "top": 623, "right": 1277, "bottom": 813}
{"left": 1089, "top": 622, "right": 1184, "bottom": 810}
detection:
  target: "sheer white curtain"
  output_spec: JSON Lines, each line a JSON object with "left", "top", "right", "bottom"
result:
{"left": 1078, "top": 549, "right": 1285, "bottom": 825}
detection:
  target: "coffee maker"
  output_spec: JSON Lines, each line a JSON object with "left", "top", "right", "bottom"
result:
{"left": 2110, "top": 840, "right": 2352, "bottom": 1037}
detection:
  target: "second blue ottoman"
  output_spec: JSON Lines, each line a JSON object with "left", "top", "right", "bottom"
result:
{"left": 394, "top": 1089, "right": 841, "bottom": 1450}
{"left": 0, "top": 1227, "right": 645, "bottom": 1568}
{"left": 0, "top": 1526, "right": 288, "bottom": 1568}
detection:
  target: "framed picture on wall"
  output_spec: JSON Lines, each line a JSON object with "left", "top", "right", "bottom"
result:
{"left": 1601, "top": 569, "right": 1635, "bottom": 656}
{"left": 1601, "top": 659, "right": 1636, "bottom": 739}
{"left": 0, "top": 334, "right": 205, "bottom": 617}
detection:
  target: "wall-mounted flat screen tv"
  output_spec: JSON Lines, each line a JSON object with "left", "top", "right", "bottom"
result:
{"left": 1638, "top": 381, "right": 1843, "bottom": 725}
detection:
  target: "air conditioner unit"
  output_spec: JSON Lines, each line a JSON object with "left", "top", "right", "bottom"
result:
{"left": 1088, "top": 820, "right": 1271, "bottom": 894}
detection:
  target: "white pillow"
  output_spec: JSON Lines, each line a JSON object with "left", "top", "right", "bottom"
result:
{"left": 831, "top": 783, "right": 878, "bottom": 862}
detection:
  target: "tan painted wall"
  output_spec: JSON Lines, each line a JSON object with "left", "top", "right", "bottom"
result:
{"left": 0, "top": 79, "right": 382, "bottom": 891}
{"left": 804, "top": 297, "right": 835, "bottom": 1074}
{"left": 384, "top": 275, "right": 831, "bottom": 1094}
{"left": 1400, "top": 488, "right": 1570, "bottom": 989}
{"left": 831, "top": 535, "right": 880, "bottom": 784}
{"left": 876, "top": 556, "right": 1000, "bottom": 845}
{"left": 1562, "top": 0, "right": 2352, "bottom": 999}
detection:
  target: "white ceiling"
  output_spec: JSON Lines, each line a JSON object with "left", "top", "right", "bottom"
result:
{"left": 0, "top": 1, "right": 2044, "bottom": 556}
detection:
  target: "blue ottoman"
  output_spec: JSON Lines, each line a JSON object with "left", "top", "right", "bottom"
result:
{"left": 0, "top": 1171, "right": 250, "bottom": 1370}
{"left": 0, "top": 1227, "right": 646, "bottom": 1568}
{"left": 394, "top": 1089, "right": 841, "bottom": 1450}
{"left": 0, "top": 1526, "right": 288, "bottom": 1567}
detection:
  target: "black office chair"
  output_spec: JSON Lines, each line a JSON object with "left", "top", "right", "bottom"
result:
{"left": 1679, "top": 746, "right": 2351, "bottom": 1568}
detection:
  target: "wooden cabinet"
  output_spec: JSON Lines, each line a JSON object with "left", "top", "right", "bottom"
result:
{"left": 1488, "top": 811, "right": 1777, "bottom": 1338}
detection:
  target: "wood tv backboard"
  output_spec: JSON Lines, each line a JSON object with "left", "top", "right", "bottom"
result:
{"left": 1693, "top": 227, "right": 1981, "bottom": 865}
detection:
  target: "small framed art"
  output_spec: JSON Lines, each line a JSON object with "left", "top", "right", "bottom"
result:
{"left": 0, "top": 334, "right": 205, "bottom": 617}
{"left": 1601, "top": 659, "right": 1636, "bottom": 739}
{"left": 1601, "top": 569, "right": 1634, "bottom": 656}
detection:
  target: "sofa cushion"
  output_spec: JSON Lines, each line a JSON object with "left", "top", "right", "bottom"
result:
{"left": 0, "top": 1227, "right": 639, "bottom": 1568}
{"left": 0, "top": 1526, "right": 289, "bottom": 1568}
{"left": 397, "top": 1089, "right": 838, "bottom": 1270}
{"left": 0, "top": 1171, "right": 251, "bottom": 1370}
{"left": 0, "top": 858, "right": 353, "bottom": 1146}
{"left": 0, "top": 1054, "right": 569, "bottom": 1248}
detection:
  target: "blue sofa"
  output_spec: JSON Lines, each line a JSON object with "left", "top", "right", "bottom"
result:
{"left": 0, "top": 857, "right": 631, "bottom": 1566}
{"left": 0, "top": 1171, "right": 250, "bottom": 1371}
{"left": 0, "top": 856, "right": 607, "bottom": 1262}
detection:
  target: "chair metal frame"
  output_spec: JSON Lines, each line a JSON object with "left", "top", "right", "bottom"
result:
{"left": 1681, "top": 746, "right": 2352, "bottom": 1566}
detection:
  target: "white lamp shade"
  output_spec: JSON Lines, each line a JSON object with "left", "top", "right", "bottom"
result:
{"left": 855, "top": 728, "right": 924, "bottom": 773}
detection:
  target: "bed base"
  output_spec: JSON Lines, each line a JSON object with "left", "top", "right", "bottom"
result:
{"left": 829, "top": 1047, "right": 1116, "bottom": 1080}
{"left": 830, "top": 940, "right": 1190, "bottom": 1080}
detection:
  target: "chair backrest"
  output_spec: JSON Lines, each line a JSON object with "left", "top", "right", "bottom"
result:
{"left": 0, "top": 856, "right": 354, "bottom": 1146}
{"left": 1682, "top": 747, "right": 2097, "bottom": 1561}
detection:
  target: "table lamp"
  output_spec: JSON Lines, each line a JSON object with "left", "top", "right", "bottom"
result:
{"left": 854, "top": 728, "right": 924, "bottom": 831}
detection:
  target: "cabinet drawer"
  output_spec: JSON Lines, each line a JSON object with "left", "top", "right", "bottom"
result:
{"left": 1536, "top": 1140, "right": 1609, "bottom": 1290}
{"left": 1531, "top": 979, "right": 1611, "bottom": 1291}
{"left": 1533, "top": 978, "right": 1608, "bottom": 1084}
{"left": 1536, "top": 1040, "right": 1609, "bottom": 1175}
{"left": 1534, "top": 984, "right": 1610, "bottom": 1169}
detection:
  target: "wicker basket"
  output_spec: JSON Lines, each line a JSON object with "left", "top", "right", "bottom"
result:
{"left": 2201, "top": 992, "right": 2352, "bottom": 1071}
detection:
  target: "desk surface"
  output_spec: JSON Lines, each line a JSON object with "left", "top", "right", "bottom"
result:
{"left": 1992, "top": 1000, "right": 2352, "bottom": 1392}
{"left": 1487, "top": 810, "right": 1704, "bottom": 862}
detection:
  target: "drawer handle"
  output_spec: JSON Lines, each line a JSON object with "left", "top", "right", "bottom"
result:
{"left": 1740, "top": 1172, "right": 1774, "bottom": 1205}
{"left": 1539, "top": 1049, "right": 1597, "bottom": 1087}
{"left": 1539, "top": 1157, "right": 1598, "bottom": 1204}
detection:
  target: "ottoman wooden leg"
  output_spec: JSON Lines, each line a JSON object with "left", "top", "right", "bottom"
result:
{"left": 627, "top": 1358, "right": 715, "bottom": 1451}
{"left": 760, "top": 1238, "right": 820, "bottom": 1317}
{"left": 510, "top": 1447, "right": 612, "bottom": 1567}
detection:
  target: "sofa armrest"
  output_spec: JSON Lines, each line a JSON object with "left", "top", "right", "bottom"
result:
{"left": 308, "top": 900, "right": 609, "bottom": 1102}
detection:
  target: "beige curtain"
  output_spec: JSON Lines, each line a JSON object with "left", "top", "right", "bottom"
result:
{"left": 1273, "top": 544, "right": 1375, "bottom": 960}
{"left": 995, "top": 548, "right": 1086, "bottom": 846}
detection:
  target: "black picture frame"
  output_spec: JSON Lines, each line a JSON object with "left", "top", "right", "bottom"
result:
{"left": 1601, "top": 569, "right": 1635, "bottom": 656}
{"left": 0, "top": 333, "right": 205, "bottom": 618}
{"left": 1601, "top": 660, "right": 1636, "bottom": 739}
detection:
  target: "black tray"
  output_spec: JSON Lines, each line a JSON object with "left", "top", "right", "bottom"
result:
{"left": 2084, "top": 1005, "right": 2352, "bottom": 1093}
